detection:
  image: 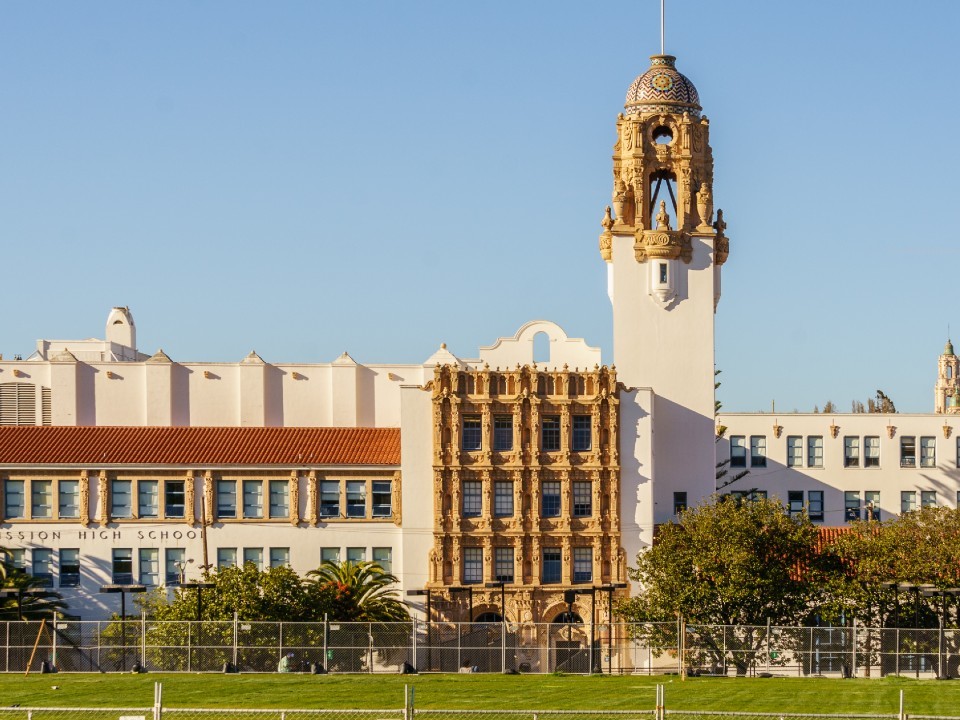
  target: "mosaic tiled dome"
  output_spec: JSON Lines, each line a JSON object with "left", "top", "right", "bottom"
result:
{"left": 624, "top": 55, "right": 701, "bottom": 116}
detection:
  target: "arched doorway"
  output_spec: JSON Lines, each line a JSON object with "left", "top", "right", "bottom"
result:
{"left": 550, "top": 612, "right": 588, "bottom": 673}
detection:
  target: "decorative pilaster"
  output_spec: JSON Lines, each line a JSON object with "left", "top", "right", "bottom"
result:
{"left": 97, "top": 471, "right": 109, "bottom": 525}
{"left": 79, "top": 471, "right": 90, "bottom": 528}
{"left": 289, "top": 471, "right": 300, "bottom": 526}
{"left": 306, "top": 471, "right": 318, "bottom": 526}
{"left": 184, "top": 472, "right": 196, "bottom": 524}
{"left": 203, "top": 472, "right": 214, "bottom": 525}
{"left": 392, "top": 471, "right": 402, "bottom": 526}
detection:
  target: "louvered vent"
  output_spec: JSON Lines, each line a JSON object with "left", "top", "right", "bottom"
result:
{"left": 41, "top": 386, "right": 52, "bottom": 425}
{"left": 0, "top": 382, "right": 37, "bottom": 425}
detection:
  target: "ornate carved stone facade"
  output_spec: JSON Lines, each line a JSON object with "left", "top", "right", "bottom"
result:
{"left": 935, "top": 339, "right": 960, "bottom": 413}
{"left": 427, "top": 363, "right": 624, "bottom": 624}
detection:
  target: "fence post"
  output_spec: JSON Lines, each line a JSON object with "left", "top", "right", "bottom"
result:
{"left": 232, "top": 612, "right": 239, "bottom": 667}
{"left": 4, "top": 621, "right": 8, "bottom": 673}
{"left": 501, "top": 620, "right": 506, "bottom": 673}
{"left": 852, "top": 619, "right": 857, "bottom": 678}
{"left": 187, "top": 622, "right": 192, "bottom": 673}
{"left": 323, "top": 614, "right": 328, "bottom": 672}
{"left": 279, "top": 621, "right": 284, "bottom": 663}
{"left": 411, "top": 617, "right": 418, "bottom": 671}
{"left": 141, "top": 612, "right": 147, "bottom": 668}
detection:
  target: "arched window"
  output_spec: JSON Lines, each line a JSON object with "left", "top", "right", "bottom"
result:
{"left": 475, "top": 611, "right": 503, "bottom": 623}
{"left": 552, "top": 612, "right": 583, "bottom": 625}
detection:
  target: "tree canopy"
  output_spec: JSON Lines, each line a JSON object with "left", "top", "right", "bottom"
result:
{"left": 306, "top": 561, "right": 409, "bottom": 622}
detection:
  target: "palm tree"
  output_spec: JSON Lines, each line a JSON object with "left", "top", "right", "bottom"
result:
{"left": 306, "top": 560, "right": 409, "bottom": 622}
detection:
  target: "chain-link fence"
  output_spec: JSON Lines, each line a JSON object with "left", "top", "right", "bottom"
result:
{"left": 3, "top": 619, "right": 960, "bottom": 676}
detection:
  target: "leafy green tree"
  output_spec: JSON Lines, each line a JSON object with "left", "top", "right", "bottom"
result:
{"left": 0, "top": 567, "right": 67, "bottom": 620}
{"left": 306, "top": 561, "right": 409, "bottom": 622}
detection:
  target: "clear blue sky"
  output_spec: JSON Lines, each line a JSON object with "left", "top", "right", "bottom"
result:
{"left": 2, "top": 1, "right": 957, "bottom": 414}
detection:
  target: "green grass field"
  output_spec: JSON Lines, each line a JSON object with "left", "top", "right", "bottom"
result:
{"left": 0, "top": 674, "right": 957, "bottom": 713}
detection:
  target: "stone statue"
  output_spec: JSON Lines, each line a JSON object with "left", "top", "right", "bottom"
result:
{"left": 655, "top": 200, "right": 671, "bottom": 230}
{"left": 714, "top": 208, "right": 727, "bottom": 237}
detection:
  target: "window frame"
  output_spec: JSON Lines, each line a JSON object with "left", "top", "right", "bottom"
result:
{"left": 786, "top": 436, "right": 803, "bottom": 467}
{"left": 494, "top": 547, "right": 514, "bottom": 583}
{"left": 542, "top": 416, "right": 561, "bottom": 452}
{"left": 542, "top": 547, "right": 562, "bottom": 583}
{"left": 571, "top": 415, "right": 592, "bottom": 452}
{"left": 463, "top": 546, "right": 483, "bottom": 584}
{"left": 901, "top": 436, "right": 917, "bottom": 468}
{"left": 807, "top": 436, "right": 824, "bottom": 468}
{"left": 462, "top": 415, "right": 482, "bottom": 452}
{"left": 573, "top": 481, "right": 592, "bottom": 518}
{"left": 843, "top": 436, "right": 860, "bottom": 468}
{"left": 573, "top": 547, "right": 592, "bottom": 583}
{"left": 749, "top": 436, "right": 767, "bottom": 468}
{"left": 462, "top": 480, "right": 482, "bottom": 518}
{"left": 541, "top": 480, "right": 561, "bottom": 518}
{"left": 493, "top": 415, "right": 513, "bottom": 451}
{"left": 59, "top": 548, "right": 80, "bottom": 587}
{"left": 730, "top": 436, "right": 747, "bottom": 468}
{"left": 864, "top": 436, "right": 880, "bottom": 468}
{"left": 494, "top": 481, "right": 514, "bottom": 517}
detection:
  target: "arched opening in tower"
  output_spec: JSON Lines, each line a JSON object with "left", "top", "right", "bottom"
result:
{"left": 649, "top": 169, "right": 678, "bottom": 229}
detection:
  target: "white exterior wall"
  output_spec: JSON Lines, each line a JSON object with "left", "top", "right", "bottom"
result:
{"left": 609, "top": 233, "right": 718, "bottom": 524}
{"left": 619, "top": 387, "right": 655, "bottom": 575}
{"left": 717, "top": 413, "right": 960, "bottom": 523}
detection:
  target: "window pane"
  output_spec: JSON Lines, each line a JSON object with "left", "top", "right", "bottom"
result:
{"left": 242, "top": 480, "right": 263, "bottom": 519}
{"left": 787, "top": 491, "right": 804, "bottom": 515}
{"left": 463, "top": 547, "right": 483, "bottom": 584}
{"left": 673, "top": 491, "right": 687, "bottom": 515}
{"left": 807, "top": 491, "right": 824, "bottom": 521}
{"left": 573, "top": 547, "right": 592, "bottom": 583}
{"left": 111, "top": 480, "right": 132, "bottom": 518}
{"left": 269, "top": 547, "right": 290, "bottom": 568}
{"left": 494, "top": 481, "right": 514, "bottom": 517}
{"left": 346, "top": 547, "right": 366, "bottom": 563}
{"left": 138, "top": 480, "right": 159, "bottom": 518}
{"left": 217, "top": 480, "right": 237, "bottom": 519}
{"left": 786, "top": 436, "right": 802, "bottom": 467}
{"left": 166, "top": 548, "right": 186, "bottom": 585}
{"left": 542, "top": 548, "right": 562, "bottom": 583}
{"left": 140, "top": 548, "right": 159, "bottom": 586}
{"left": 372, "top": 547, "right": 392, "bottom": 573}
{"left": 843, "top": 437, "right": 860, "bottom": 468}
{"left": 269, "top": 480, "right": 289, "bottom": 518}
{"left": 217, "top": 548, "right": 237, "bottom": 569}
{"left": 112, "top": 548, "right": 133, "bottom": 584}
{"left": 321, "top": 547, "right": 340, "bottom": 564}
{"left": 60, "top": 548, "right": 80, "bottom": 587}
{"left": 495, "top": 547, "right": 514, "bottom": 583}
{"left": 920, "top": 437, "right": 936, "bottom": 468}
{"left": 372, "top": 481, "right": 392, "bottom": 518}
{"left": 165, "top": 480, "right": 186, "bottom": 518}
{"left": 807, "top": 436, "right": 823, "bottom": 468}
{"left": 542, "top": 416, "right": 561, "bottom": 452}
{"left": 864, "top": 436, "right": 880, "bottom": 467}
{"left": 346, "top": 481, "right": 365, "bottom": 518}
{"left": 320, "top": 481, "right": 340, "bottom": 518}
{"left": 573, "top": 481, "right": 592, "bottom": 517}
{"left": 4, "top": 480, "right": 24, "bottom": 518}
{"left": 921, "top": 490, "right": 937, "bottom": 508}
{"left": 31, "top": 480, "right": 52, "bottom": 519}
{"left": 730, "top": 436, "right": 746, "bottom": 468}
{"left": 462, "top": 480, "right": 481, "bottom": 518}
{"left": 750, "top": 436, "right": 767, "bottom": 467}
{"left": 844, "top": 491, "right": 860, "bottom": 522}
{"left": 572, "top": 416, "right": 592, "bottom": 452}
{"left": 542, "top": 481, "right": 561, "bottom": 518}
{"left": 493, "top": 416, "right": 513, "bottom": 451}
{"left": 901, "top": 437, "right": 917, "bottom": 468}
{"left": 901, "top": 491, "right": 917, "bottom": 513}
{"left": 865, "top": 491, "right": 881, "bottom": 521}
{"left": 242, "top": 547, "right": 263, "bottom": 570}
{"left": 463, "top": 416, "right": 482, "bottom": 451}
{"left": 59, "top": 480, "right": 80, "bottom": 519}
{"left": 31, "top": 549, "right": 53, "bottom": 587}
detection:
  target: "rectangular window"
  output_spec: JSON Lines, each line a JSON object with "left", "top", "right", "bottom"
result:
{"left": 864, "top": 436, "right": 880, "bottom": 468}
{"left": 112, "top": 548, "right": 133, "bottom": 584}
{"left": 462, "top": 416, "right": 482, "bottom": 451}
{"left": 901, "top": 491, "right": 917, "bottom": 513}
{"left": 462, "top": 480, "right": 482, "bottom": 518}
{"left": 242, "top": 547, "right": 263, "bottom": 570}
{"left": 542, "top": 416, "right": 561, "bottom": 452}
{"left": 242, "top": 480, "right": 263, "bottom": 519}
{"left": 542, "top": 547, "right": 562, "bottom": 583}
{"left": 320, "top": 481, "right": 340, "bottom": 518}
{"left": 844, "top": 491, "right": 861, "bottom": 522}
{"left": 268, "top": 480, "right": 289, "bottom": 519}
{"left": 60, "top": 548, "right": 80, "bottom": 587}
{"left": 8, "top": 549, "right": 25, "bottom": 570}
{"left": 4, "top": 480, "right": 24, "bottom": 519}
{"left": 808, "top": 490, "right": 824, "bottom": 522}
{"left": 788, "top": 490, "right": 805, "bottom": 516}
{"left": 269, "top": 547, "right": 290, "bottom": 568}
{"left": 463, "top": 547, "right": 483, "bottom": 584}
{"left": 138, "top": 480, "right": 159, "bottom": 518}
{"left": 372, "top": 547, "right": 392, "bottom": 573}
{"left": 346, "top": 481, "right": 366, "bottom": 518}
{"left": 920, "top": 436, "right": 936, "bottom": 468}
{"left": 901, "top": 436, "right": 917, "bottom": 468}
{"left": 111, "top": 480, "right": 133, "bottom": 519}
{"left": 573, "top": 547, "right": 592, "bottom": 583}
{"left": 843, "top": 436, "right": 860, "bottom": 468}
{"left": 730, "top": 436, "right": 747, "bottom": 468}
{"left": 573, "top": 481, "right": 592, "bottom": 517}
{"left": 807, "top": 436, "right": 824, "bottom": 468}
{"left": 31, "top": 548, "right": 53, "bottom": 587}
{"left": 139, "top": 548, "right": 159, "bottom": 586}
{"left": 494, "top": 481, "right": 514, "bottom": 517}
{"left": 495, "top": 547, "right": 514, "bottom": 583}
{"left": 921, "top": 490, "right": 937, "bottom": 508}
{"left": 216, "top": 480, "right": 237, "bottom": 519}
{"left": 58, "top": 480, "right": 79, "bottom": 519}
{"left": 321, "top": 547, "right": 340, "bottom": 565}
{"left": 31, "top": 480, "right": 53, "bottom": 519}
{"left": 166, "top": 547, "right": 186, "bottom": 585}
{"left": 572, "top": 415, "right": 592, "bottom": 451}
{"left": 673, "top": 491, "right": 688, "bottom": 515}
{"left": 750, "top": 436, "right": 767, "bottom": 467}
{"left": 346, "top": 547, "right": 366, "bottom": 563}
{"left": 493, "top": 416, "right": 513, "bottom": 451}
{"left": 216, "top": 548, "right": 237, "bottom": 569}
{"left": 786, "top": 436, "right": 803, "bottom": 467}
{"left": 372, "top": 481, "right": 392, "bottom": 518}
{"left": 165, "top": 480, "right": 186, "bottom": 518}
{"left": 865, "top": 490, "right": 881, "bottom": 521}
{"left": 541, "top": 481, "right": 561, "bottom": 518}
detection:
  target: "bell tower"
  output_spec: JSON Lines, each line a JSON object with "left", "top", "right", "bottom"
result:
{"left": 600, "top": 54, "right": 730, "bottom": 526}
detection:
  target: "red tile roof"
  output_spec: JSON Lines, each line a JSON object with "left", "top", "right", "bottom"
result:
{"left": 0, "top": 426, "right": 400, "bottom": 466}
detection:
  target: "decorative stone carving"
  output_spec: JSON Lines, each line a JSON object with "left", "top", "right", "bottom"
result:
{"left": 887, "top": 425, "right": 897, "bottom": 440}
{"left": 944, "top": 424, "right": 953, "bottom": 439}
{"left": 98, "top": 471, "right": 109, "bottom": 525}
{"left": 79, "top": 471, "right": 90, "bottom": 528}
{"left": 392, "top": 471, "right": 402, "bottom": 526}
{"left": 713, "top": 209, "right": 729, "bottom": 265}
{"left": 183, "top": 473, "right": 196, "bottom": 524}
{"left": 830, "top": 423, "right": 840, "bottom": 439}
{"left": 772, "top": 423, "right": 783, "bottom": 439}
{"left": 306, "top": 472, "right": 318, "bottom": 526}
{"left": 289, "top": 472, "right": 300, "bottom": 526}
{"left": 696, "top": 182, "right": 713, "bottom": 230}
{"left": 203, "top": 473, "right": 214, "bottom": 525}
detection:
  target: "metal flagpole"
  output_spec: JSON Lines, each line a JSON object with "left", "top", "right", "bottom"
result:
{"left": 660, "top": 0, "right": 665, "bottom": 54}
